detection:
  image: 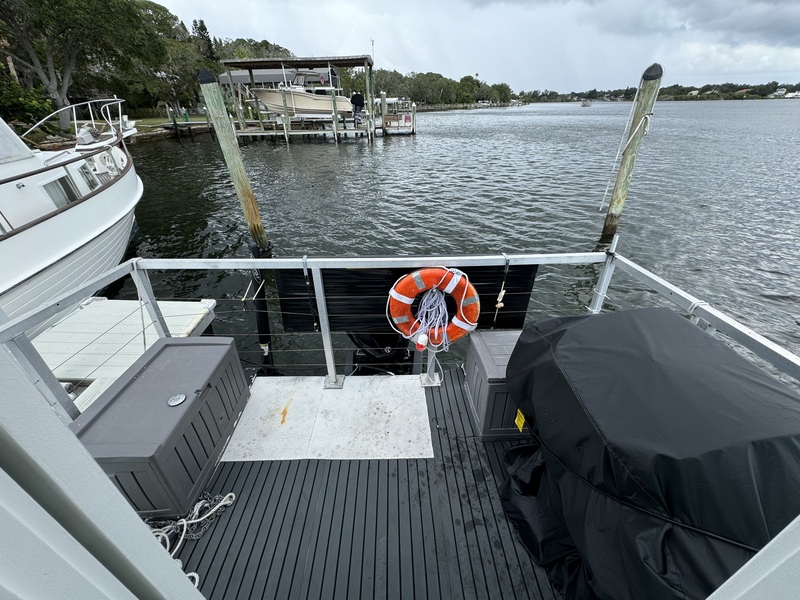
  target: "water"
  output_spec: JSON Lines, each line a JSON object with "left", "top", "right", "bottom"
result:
{"left": 124, "top": 100, "right": 800, "bottom": 370}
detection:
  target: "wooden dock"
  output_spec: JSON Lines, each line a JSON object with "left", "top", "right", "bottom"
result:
{"left": 234, "top": 116, "right": 371, "bottom": 143}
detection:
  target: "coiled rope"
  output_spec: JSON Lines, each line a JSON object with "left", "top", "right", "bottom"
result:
{"left": 148, "top": 491, "right": 236, "bottom": 588}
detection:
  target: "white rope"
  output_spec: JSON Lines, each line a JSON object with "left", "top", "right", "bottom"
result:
{"left": 174, "top": 559, "right": 200, "bottom": 588}
{"left": 149, "top": 492, "right": 236, "bottom": 557}
{"left": 599, "top": 85, "right": 640, "bottom": 211}
{"left": 415, "top": 288, "right": 451, "bottom": 351}
{"left": 621, "top": 113, "right": 652, "bottom": 155}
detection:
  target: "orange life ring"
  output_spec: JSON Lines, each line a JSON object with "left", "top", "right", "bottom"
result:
{"left": 388, "top": 267, "right": 480, "bottom": 346}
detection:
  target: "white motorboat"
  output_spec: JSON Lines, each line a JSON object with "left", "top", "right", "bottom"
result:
{"left": 252, "top": 70, "right": 353, "bottom": 116}
{"left": 0, "top": 99, "right": 143, "bottom": 334}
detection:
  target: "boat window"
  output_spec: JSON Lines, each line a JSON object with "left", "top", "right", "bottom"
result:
{"left": 78, "top": 164, "right": 99, "bottom": 190}
{"left": 43, "top": 176, "right": 81, "bottom": 208}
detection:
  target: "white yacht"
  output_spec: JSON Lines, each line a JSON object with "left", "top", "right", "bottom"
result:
{"left": 0, "top": 100, "right": 143, "bottom": 333}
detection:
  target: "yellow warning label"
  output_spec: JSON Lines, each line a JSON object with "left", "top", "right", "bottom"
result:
{"left": 515, "top": 408, "right": 526, "bottom": 432}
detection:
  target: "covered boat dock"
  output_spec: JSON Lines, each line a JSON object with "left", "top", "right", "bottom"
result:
{"left": 219, "top": 55, "right": 376, "bottom": 143}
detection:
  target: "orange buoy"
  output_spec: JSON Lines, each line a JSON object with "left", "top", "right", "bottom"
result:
{"left": 388, "top": 267, "right": 480, "bottom": 346}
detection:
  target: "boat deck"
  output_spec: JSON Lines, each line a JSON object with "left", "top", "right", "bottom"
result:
{"left": 177, "top": 368, "right": 557, "bottom": 599}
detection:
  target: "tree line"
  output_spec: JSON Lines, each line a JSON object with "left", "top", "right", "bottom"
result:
{"left": 1, "top": 0, "right": 797, "bottom": 128}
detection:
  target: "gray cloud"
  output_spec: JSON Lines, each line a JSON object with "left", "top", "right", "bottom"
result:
{"left": 671, "top": 0, "right": 800, "bottom": 46}
{"left": 583, "top": 0, "right": 800, "bottom": 46}
{"left": 460, "top": 0, "right": 800, "bottom": 46}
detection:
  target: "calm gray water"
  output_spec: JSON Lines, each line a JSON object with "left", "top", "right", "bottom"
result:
{"left": 125, "top": 100, "right": 800, "bottom": 369}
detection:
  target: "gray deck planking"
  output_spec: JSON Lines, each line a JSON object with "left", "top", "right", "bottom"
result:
{"left": 177, "top": 369, "right": 557, "bottom": 599}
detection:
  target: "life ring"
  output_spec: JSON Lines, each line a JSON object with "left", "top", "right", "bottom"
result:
{"left": 388, "top": 267, "right": 480, "bottom": 346}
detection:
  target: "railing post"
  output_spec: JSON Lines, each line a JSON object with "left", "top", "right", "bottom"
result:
{"left": 0, "top": 309, "right": 77, "bottom": 423}
{"left": 129, "top": 262, "right": 170, "bottom": 338}
{"left": 310, "top": 267, "right": 344, "bottom": 388}
{"left": 420, "top": 349, "right": 441, "bottom": 387}
{"left": 3, "top": 336, "right": 78, "bottom": 424}
{"left": 589, "top": 235, "right": 619, "bottom": 314}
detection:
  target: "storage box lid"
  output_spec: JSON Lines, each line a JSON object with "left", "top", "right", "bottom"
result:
{"left": 470, "top": 330, "right": 522, "bottom": 381}
{"left": 70, "top": 337, "right": 237, "bottom": 455}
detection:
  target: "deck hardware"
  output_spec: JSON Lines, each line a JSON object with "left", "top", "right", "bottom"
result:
{"left": 492, "top": 253, "right": 511, "bottom": 327}
{"left": 168, "top": 393, "right": 186, "bottom": 407}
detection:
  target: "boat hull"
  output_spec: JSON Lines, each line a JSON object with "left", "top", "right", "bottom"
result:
{"left": 252, "top": 88, "right": 353, "bottom": 115}
{"left": 0, "top": 166, "right": 143, "bottom": 335}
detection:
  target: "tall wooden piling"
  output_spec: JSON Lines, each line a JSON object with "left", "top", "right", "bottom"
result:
{"left": 199, "top": 70, "right": 270, "bottom": 251}
{"left": 380, "top": 92, "right": 387, "bottom": 135}
{"left": 224, "top": 66, "right": 247, "bottom": 132}
{"left": 169, "top": 106, "right": 182, "bottom": 144}
{"left": 601, "top": 63, "right": 663, "bottom": 239}
{"left": 199, "top": 69, "right": 275, "bottom": 369}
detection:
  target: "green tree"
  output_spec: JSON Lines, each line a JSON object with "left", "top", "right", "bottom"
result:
{"left": 192, "top": 19, "right": 217, "bottom": 62}
{"left": 456, "top": 75, "right": 478, "bottom": 103}
{"left": 374, "top": 69, "right": 408, "bottom": 98}
{"left": 0, "top": 0, "right": 165, "bottom": 128}
{"left": 0, "top": 72, "right": 52, "bottom": 123}
{"left": 216, "top": 38, "right": 293, "bottom": 60}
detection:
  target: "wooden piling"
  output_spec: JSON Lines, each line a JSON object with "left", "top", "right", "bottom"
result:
{"left": 380, "top": 92, "right": 387, "bottom": 135}
{"left": 169, "top": 107, "right": 182, "bottom": 144}
{"left": 280, "top": 88, "right": 291, "bottom": 145}
{"left": 364, "top": 58, "right": 374, "bottom": 142}
{"left": 601, "top": 63, "right": 663, "bottom": 239}
{"left": 225, "top": 66, "right": 247, "bottom": 132}
{"left": 203, "top": 107, "right": 216, "bottom": 141}
{"left": 199, "top": 70, "right": 271, "bottom": 252}
{"left": 199, "top": 68, "right": 275, "bottom": 369}
{"left": 248, "top": 68, "right": 266, "bottom": 132}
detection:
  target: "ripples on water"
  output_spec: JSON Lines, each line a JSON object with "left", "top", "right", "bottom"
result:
{"left": 127, "top": 100, "right": 799, "bottom": 366}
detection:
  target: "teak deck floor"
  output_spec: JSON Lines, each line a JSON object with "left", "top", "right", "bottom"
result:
{"left": 178, "top": 369, "right": 557, "bottom": 600}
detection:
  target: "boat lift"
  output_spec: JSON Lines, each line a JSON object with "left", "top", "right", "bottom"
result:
{"left": 219, "top": 55, "right": 376, "bottom": 144}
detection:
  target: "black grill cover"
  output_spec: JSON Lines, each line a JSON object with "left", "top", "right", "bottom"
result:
{"left": 501, "top": 307, "right": 800, "bottom": 600}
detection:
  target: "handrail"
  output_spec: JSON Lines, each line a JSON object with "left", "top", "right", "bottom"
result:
{"left": 0, "top": 144, "right": 115, "bottom": 187}
{"left": 21, "top": 98, "right": 126, "bottom": 139}
{"left": 1, "top": 252, "right": 797, "bottom": 387}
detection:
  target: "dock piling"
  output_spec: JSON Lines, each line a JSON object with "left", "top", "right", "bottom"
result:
{"left": 601, "top": 63, "right": 663, "bottom": 239}
{"left": 199, "top": 69, "right": 275, "bottom": 368}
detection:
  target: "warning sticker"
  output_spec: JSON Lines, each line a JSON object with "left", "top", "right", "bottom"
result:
{"left": 514, "top": 409, "right": 526, "bottom": 432}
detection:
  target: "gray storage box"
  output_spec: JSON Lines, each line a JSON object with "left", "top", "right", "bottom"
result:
{"left": 464, "top": 330, "right": 529, "bottom": 441}
{"left": 70, "top": 337, "right": 249, "bottom": 518}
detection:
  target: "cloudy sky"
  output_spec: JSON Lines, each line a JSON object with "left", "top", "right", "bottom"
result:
{"left": 155, "top": 0, "right": 800, "bottom": 92}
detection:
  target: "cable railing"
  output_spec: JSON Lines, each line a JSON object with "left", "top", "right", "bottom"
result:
{"left": 2, "top": 247, "right": 799, "bottom": 425}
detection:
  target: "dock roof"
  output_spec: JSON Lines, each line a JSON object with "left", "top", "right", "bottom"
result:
{"left": 220, "top": 55, "right": 374, "bottom": 70}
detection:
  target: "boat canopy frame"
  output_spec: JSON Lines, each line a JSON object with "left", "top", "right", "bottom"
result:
{"left": 221, "top": 56, "right": 374, "bottom": 71}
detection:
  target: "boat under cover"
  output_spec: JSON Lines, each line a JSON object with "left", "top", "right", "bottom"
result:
{"left": 502, "top": 307, "right": 800, "bottom": 600}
